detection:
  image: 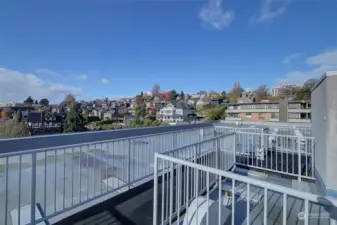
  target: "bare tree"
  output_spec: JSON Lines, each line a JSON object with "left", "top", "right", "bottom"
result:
{"left": 256, "top": 85, "right": 269, "bottom": 100}
{"left": 64, "top": 94, "right": 76, "bottom": 106}
{"left": 151, "top": 84, "right": 160, "bottom": 96}
{"left": 231, "top": 81, "right": 241, "bottom": 98}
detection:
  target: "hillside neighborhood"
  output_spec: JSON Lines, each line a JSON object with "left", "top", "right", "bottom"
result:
{"left": 0, "top": 81, "right": 313, "bottom": 138}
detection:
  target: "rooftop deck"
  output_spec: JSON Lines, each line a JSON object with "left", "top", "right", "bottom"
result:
{"left": 0, "top": 122, "right": 336, "bottom": 225}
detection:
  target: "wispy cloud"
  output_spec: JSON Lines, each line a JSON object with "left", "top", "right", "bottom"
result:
{"left": 277, "top": 49, "right": 337, "bottom": 85}
{"left": 35, "top": 68, "right": 60, "bottom": 76}
{"left": 199, "top": 0, "right": 235, "bottom": 30}
{"left": 251, "top": 0, "right": 289, "bottom": 23}
{"left": 277, "top": 71, "right": 312, "bottom": 85}
{"left": 100, "top": 78, "right": 109, "bottom": 85}
{"left": 306, "top": 49, "right": 337, "bottom": 74}
{"left": 282, "top": 53, "right": 301, "bottom": 64}
{"left": 74, "top": 74, "right": 88, "bottom": 80}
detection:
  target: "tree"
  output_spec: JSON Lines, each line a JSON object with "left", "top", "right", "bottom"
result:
{"left": 255, "top": 85, "right": 269, "bottom": 100}
{"left": 24, "top": 96, "right": 34, "bottom": 104}
{"left": 39, "top": 98, "right": 49, "bottom": 106}
{"left": 135, "top": 102, "right": 147, "bottom": 119}
{"left": 180, "top": 91, "right": 185, "bottom": 100}
{"left": 304, "top": 78, "right": 318, "bottom": 89}
{"left": 63, "top": 94, "right": 85, "bottom": 132}
{"left": 151, "top": 84, "right": 160, "bottom": 96}
{"left": 35, "top": 100, "right": 38, "bottom": 104}
{"left": 295, "top": 87, "right": 311, "bottom": 100}
{"left": 206, "top": 105, "right": 226, "bottom": 120}
{"left": 197, "top": 91, "right": 207, "bottom": 95}
{"left": 280, "top": 86, "right": 297, "bottom": 100}
{"left": 220, "top": 91, "right": 227, "bottom": 100}
{"left": 64, "top": 94, "right": 76, "bottom": 104}
{"left": 169, "top": 90, "right": 178, "bottom": 101}
{"left": 230, "top": 81, "right": 242, "bottom": 98}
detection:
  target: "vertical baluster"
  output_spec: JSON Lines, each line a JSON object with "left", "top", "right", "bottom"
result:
{"left": 264, "top": 188, "right": 267, "bottom": 225}
{"left": 18, "top": 155, "right": 22, "bottom": 225}
{"left": 283, "top": 194, "right": 287, "bottom": 225}
{"left": 44, "top": 151, "right": 47, "bottom": 213}
{"left": 54, "top": 150, "right": 57, "bottom": 211}
{"left": 218, "top": 174, "right": 222, "bottom": 225}
{"left": 31, "top": 153, "right": 37, "bottom": 225}
{"left": 153, "top": 156, "right": 158, "bottom": 225}
{"left": 63, "top": 148, "right": 66, "bottom": 209}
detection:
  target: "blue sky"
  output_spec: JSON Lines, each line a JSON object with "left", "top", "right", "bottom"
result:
{"left": 0, "top": 0, "right": 337, "bottom": 103}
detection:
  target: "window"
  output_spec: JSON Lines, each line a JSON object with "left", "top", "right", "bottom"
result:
{"left": 246, "top": 113, "right": 252, "bottom": 119}
{"left": 271, "top": 112, "right": 279, "bottom": 119}
{"left": 228, "top": 113, "right": 240, "bottom": 118}
{"left": 259, "top": 113, "right": 265, "bottom": 119}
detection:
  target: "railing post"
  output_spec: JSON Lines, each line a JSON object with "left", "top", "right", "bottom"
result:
{"left": 216, "top": 138, "right": 220, "bottom": 170}
{"left": 259, "top": 133, "right": 264, "bottom": 162}
{"left": 153, "top": 155, "right": 158, "bottom": 225}
{"left": 200, "top": 128, "right": 204, "bottom": 142}
{"left": 194, "top": 143, "right": 198, "bottom": 163}
{"left": 233, "top": 132, "right": 236, "bottom": 168}
{"left": 297, "top": 137, "right": 302, "bottom": 186}
{"left": 173, "top": 132, "right": 177, "bottom": 148}
{"left": 216, "top": 138, "right": 221, "bottom": 169}
{"left": 30, "top": 152, "right": 37, "bottom": 225}
{"left": 128, "top": 139, "right": 131, "bottom": 190}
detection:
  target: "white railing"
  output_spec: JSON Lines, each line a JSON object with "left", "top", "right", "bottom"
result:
{"left": 153, "top": 153, "right": 337, "bottom": 225}
{"left": 0, "top": 127, "right": 212, "bottom": 225}
{"left": 163, "top": 133, "right": 235, "bottom": 173}
{"left": 235, "top": 131, "right": 315, "bottom": 179}
{"left": 214, "top": 126, "right": 264, "bottom": 136}
{"left": 268, "top": 126, "right": 312, "bottom": 137}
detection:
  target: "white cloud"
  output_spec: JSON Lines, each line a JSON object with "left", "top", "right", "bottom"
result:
{"left": 306, "top": 49, "right": 337, "bottom": 74}
{"left": 277, "top": 49, "right": 337, "bottom": 85}
{"left": 282, "top": 53, "right": 301, "bottom": 64}
{"left": 252, "top": 0, "right": 289, "bottom": 23}
{"left": 100, "top": 78, "right": 109, "bottom": 85}
{"left": 0, "top": 68, "right": 82, "bottom": 103}
{"left": 74, "top": 74, "right": 88, "bottom": 80}
{"left": 199, "top": 0, "right": 235, "bottom": 30}
{"left": 35, "top": 68, "right": 60, "bottom": 76}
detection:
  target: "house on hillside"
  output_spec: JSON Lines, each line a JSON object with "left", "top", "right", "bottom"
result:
{"left": 27, "top": 112, "right": 64, "bottom": 135}
{"left": 196, "top": 99, "right": 207, "bottom": 107}
{"left": 103, "top": 110, "right": 117, "bottom": 120}
{"left": 156, "top": 101, "right": 196, "bottom": 122}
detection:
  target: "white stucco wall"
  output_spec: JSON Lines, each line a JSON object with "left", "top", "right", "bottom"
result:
{"left": 312, "top": 71, "right": 337, "bottom": 194}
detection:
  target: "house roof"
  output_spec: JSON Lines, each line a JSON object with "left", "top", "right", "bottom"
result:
{"left": 28, "top": 112, "right": 63, "bottom": 122}
{"left": 171, "top": 101, "right": 195, "bottom": 110}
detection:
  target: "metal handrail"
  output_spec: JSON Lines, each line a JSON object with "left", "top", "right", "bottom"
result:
{"left": 236, "top": 131, "right": 315, "bottom": 139}
{"left": 0, "top": 126, "right": 212, "bottom": 157}
{"left": 154, "top": 153, "right": 337, "bottom": 207}
{"left": 162, "top": 132, "right": 234, "bottom": 155}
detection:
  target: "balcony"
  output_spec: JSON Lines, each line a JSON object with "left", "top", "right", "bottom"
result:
{"left": 227, "top": 104, "right": 279, "bottom": 114}
{"left": 0, "top": 123, "right": 336, "bottom": 225}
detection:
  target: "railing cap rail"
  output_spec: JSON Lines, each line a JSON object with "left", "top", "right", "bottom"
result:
{"left": 0, "top": 126, "right": 211, "bottom": 157}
